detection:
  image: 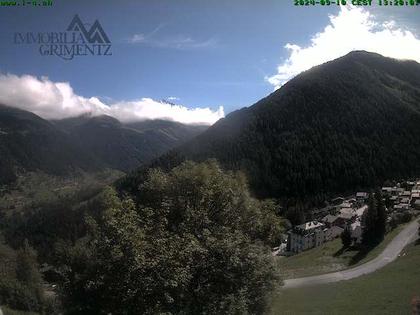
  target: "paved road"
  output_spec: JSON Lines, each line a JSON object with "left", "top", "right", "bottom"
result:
{"left": 283, "top": 220, "right": 419, "bottom": 289}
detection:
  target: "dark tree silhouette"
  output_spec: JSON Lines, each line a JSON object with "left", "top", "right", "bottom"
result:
{"left": 341, "top": 226, "right": 352, "bottom": 248}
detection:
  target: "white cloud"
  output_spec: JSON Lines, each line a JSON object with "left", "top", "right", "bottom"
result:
{"left": 128, "top": 34, "right": 217, "bottom": 50}
{"left": 128, "top": 24, "right": 217, "bottom": 50}
{"left": 129, "top": 34, "right": 146, "bottom": 43}
{"left": 267, "top": 6, "right": 420, "bottom": 89}
{"left": 0, "top": 73, "right": 224, "bottom": 125}
{"left": 167, "top": 96, "right": 180, "bottom": 101}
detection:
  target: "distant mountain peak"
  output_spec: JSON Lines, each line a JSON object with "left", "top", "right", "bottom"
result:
{"left": 87, "top": 115, "right": 122, "bottom": 127}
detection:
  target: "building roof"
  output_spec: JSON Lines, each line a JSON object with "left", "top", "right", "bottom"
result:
{"left": 294, "top": 221, "right": 325, "bottom": 234}
{"left": 322, "top": 214, "right": 338, "bottom": 224}
{"left": 338, "top": 212, "right": 355, "bottom": 220}
{"left": 340, "top": 208, "right": 354, "bottom": 215}
{"left": 297, "top": 221, "right": 324, "bottom": 230}
{"left": 339, "top": 202, "right": 352, "bottom": 209}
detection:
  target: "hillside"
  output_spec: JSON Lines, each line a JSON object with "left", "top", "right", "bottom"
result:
{"left": 0, "top": 106, "right": 207, "bottom": 184}
{"left": 126, "top": 51, "right": 420, "bottom": 199}
{"left": 0, "top": 105, "right": 100, "bottom": 184}
{"left": 54, "top": 115, "right": 206, "bottom": 172}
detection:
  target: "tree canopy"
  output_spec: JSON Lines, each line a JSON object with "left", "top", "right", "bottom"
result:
{"left": 57, "top": 161, "right": 285, "bottom": 314}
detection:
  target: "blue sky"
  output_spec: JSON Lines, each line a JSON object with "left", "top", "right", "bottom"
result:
{"left": 0, "top": 1, "right": 419, "bottom": 124}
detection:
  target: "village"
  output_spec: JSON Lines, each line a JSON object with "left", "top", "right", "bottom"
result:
{"left": 276, "top": 180, "right": 420, "bottom": 255}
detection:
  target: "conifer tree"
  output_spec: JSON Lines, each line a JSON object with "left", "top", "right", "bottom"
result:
{"left": 341, "top": 226, "right": 352, "bottom": 248}
{"left": 375, "top": 189, "right": 387, "bottom": 240}
{"left": 362, "top": 193, "right": 377, "bottom": 246}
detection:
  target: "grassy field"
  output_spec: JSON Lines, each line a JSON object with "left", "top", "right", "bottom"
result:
{"left": 277, "top": 224, "right": 406, "bottom": 279}
{"left": 271, "top": 241, "right": 420, "bottom": 315}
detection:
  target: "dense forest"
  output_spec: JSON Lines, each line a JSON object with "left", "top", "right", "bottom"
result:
{"left": 122, "top": 52, "right": 420, "bottom": 204}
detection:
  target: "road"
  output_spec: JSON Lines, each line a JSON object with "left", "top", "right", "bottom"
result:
{"left": 283, "top": 219, "right": 419, "bottom": 289}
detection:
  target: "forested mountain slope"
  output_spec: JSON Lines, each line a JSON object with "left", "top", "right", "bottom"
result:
{"left": 125, "top": 51, "right": 420, "bottom": 199}
{"left": 0, "top": 105, "right": 100, "bottom": 184}
{"left": 55, "top": 115, "right": 206, "bottom": 172}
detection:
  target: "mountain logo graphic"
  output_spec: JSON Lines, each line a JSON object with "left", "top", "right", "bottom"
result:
{"left": 67, "top": 14, "right": 111, "bottom": 44}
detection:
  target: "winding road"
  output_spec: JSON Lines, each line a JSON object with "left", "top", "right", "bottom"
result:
{"left": 283, "top": 219, "right": 419, "bottom": 289}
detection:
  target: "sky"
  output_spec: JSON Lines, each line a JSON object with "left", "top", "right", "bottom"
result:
{"left": 0, "top": 0, "right": 420, "bottom": 124}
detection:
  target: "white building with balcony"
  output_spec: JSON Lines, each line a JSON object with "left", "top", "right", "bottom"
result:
{"left": 288, "top": 221, "right": 326, "bottom": 253}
